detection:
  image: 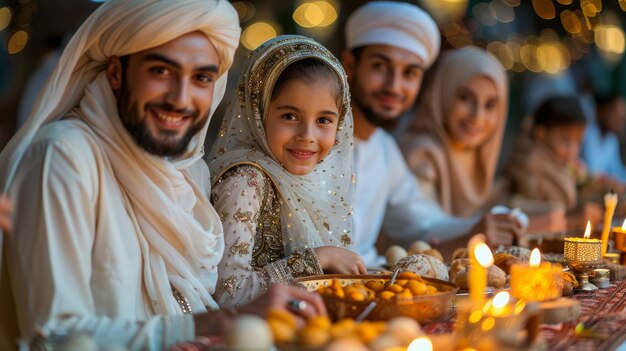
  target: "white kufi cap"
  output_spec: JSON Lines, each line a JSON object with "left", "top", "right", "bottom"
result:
{"left": 345, "top": 1, "right": 440, "bottom": 68}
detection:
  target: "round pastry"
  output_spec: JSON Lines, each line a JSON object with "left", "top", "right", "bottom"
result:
{"left": 326, "top": 337, "right": 369, "bottom": 351}
{"left": 391, "top": 254, "right": 449, "bottom": 281}
{"left": 408, "top": 240, "right": 432, "bottom": 254}
{"left": 386, "top": 317, "right": 422, "bottom": 345}
{"left": 449, "top": 258, "right": 506, "bottom": 290}
{"left": 409, "top": 240, "right": 432, "bottom": 251}
{"left": 421, "top": 248, "right": 444, "bottom": 262}
{"left": 451, "top": 248, "right": 468, "bottom": 261}
{"left": 493, "top": 252, "right": 522, "bottom": 274}
{"left": 561, "top": 271, "right": 578, "bottom": 296}
{"left": 227, "top": 315, "right": 273, "bottom": 351}
{"left": 385, "top": 245, "right": 408, "bottom": 266}
{"left": 369, "top": 333, "right": 403, "bottom": 351}
{"left": 561, "top": 280, "right": 574, "bottom": 296}
{"left": 494, "top": 245, "right": 532, "bottom": 261}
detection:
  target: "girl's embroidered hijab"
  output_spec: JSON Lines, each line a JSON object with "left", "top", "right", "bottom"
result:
{"left": 209, "top": 35, "right": 355, "bottom": 255}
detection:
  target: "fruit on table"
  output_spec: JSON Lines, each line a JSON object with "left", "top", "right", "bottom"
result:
{"left": 266, "top": 310, "right": 389, "bottom": 347}
{"left": 315, "top": 272, "right": 440, "bottom": 303}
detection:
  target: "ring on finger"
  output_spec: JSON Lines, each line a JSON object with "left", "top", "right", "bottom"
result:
{"left": 287, "top": 299, "right": 307, "bottom": 312}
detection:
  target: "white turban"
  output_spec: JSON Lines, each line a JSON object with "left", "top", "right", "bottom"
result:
{"left": 0, "top": 0, "right": 241, "bottom": 190}
{"left": 345, "top": 1, "right": 440, "bottom": 68}
{"left": 0, "top": 0, "right": 241, "bottom": 313}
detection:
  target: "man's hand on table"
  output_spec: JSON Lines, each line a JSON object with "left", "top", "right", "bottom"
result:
{"left": 473, "top": 213, "right": 525, "bottom": 247}
{"left": 192, "top": 283, "right": 326, "bottom": 339}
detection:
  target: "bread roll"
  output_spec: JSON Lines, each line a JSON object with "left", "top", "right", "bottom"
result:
{"left": 493, "top": 253, "right": 522, "bottom": 274}
{"left": 391, "top": 254, "right": 449, "bottom": 281}
{"left": 449, "top": 258, "right": 506, "bottom": 290}
{"left": 385, "top": 245, "right": 408, "bottom": 266}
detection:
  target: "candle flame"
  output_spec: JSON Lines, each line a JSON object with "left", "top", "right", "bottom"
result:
{"left": 622, "top": 219, "right": 626, "bottom": 231}
{"left": 492, "top": 291, "right": 510, "bottom": 308}
{"left": 584, "top": 220, "right": 591, "bottom": 239}
{"left": 475, "top": 242, "right": 494, "bottom": 267}
{"left": 529, "top": 248, "right": 541, "bottom": 267}
{"left": 407, "top": 336, "right": 432, "bottom": 351}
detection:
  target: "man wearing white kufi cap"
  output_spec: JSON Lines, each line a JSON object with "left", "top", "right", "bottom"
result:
{"left": 342, "top": 1, "right": 521, "bottom": 266}
{"left": 0, "top": 1, "right": 325, "bottom": 349}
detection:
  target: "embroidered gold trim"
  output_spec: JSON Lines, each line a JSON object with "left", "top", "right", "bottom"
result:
{"left": 171, "top": 286, "right": 193, "bottom": 315}
{"left": 230, "top": 239, "right": 251, "bottom": 256}
{"left": 233, "top": 209, "right": 253, "bottom": 222}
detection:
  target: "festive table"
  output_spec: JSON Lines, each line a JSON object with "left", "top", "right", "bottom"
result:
{"left": 423, "top": 280, "right": 626, "bottom": 350}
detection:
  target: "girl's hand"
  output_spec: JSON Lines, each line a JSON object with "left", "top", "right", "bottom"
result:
{"left": 313, "top": 246, "right": 367, "bottom": 275}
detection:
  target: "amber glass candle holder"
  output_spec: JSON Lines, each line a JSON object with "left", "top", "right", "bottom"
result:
{"left": 614, "top": 228, "right": 626, "bottom": 252}
{"left": 510, "top": 262, "right": 563, "bottom": 301}
{"left": 455, "top": 293, "right": 540, "bottom": 350}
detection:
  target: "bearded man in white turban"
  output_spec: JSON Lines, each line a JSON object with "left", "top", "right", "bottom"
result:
{"left": 0, "top": 1, "right": 324, "bottom": 350}
{"left": 342, "top": 1, "right": 524, "bottom": 266}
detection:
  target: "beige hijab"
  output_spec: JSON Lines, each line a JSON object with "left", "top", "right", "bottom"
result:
{"left": 209, "top": 35, "right": 355, "bottom": 255}
{"left": 399, "top": 47, "right": 508, "bottom": 217}
{"left": 0, "top": 0, "right": 240, "bottom": 313}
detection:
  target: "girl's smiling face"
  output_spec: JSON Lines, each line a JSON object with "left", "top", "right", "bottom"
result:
{"left": 264, "top": 79, "right": 339, "bottom": 175}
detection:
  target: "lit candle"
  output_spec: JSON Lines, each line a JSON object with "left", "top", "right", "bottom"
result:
{"left": 468, "top": 234, "right": 493, "bottom": 303}
{"left": 510, "top": 248, "right": 562, "bottom": 301}
{"left": 407, "top": 336, "right": 432, "bottom": 351}
{"left": 488, "top": 291, "right": 512, "bottom": 317}
{"left": 613, "top": 219, "right": 626, "bottom": 252}
{"left": 479, "top": 291, "right": 514, "bottom": 332}
{"left": 601, "top": 192, "right": 618, "bottom": 256}
{"left": 564, "top": 221, "right": 602, "bottom": 263}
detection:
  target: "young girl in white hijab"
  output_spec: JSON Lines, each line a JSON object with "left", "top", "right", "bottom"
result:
{"left": 209, "top": 35, "right": 365, "bottom": 307}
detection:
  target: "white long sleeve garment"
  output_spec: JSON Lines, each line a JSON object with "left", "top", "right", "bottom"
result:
{"left": 353, "top": 128, "right": 477, "bottom": 266}
{"left": 211, "top": 165, "right": 324, "bottom": 308}
{"left": 0, "top": 122, "right": 195, "bottom": 350}
{"left": 580, "top": 120, "right": 626, "bottom": 182}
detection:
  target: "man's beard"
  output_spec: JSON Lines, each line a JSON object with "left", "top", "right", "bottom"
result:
{"left": 353, "top": 95, "right": 399, "bottom": 130}
{"left": 117, "top": 86, "right": 207, "bottom": 158}
{"left": 350, "top": 76, "right": 400, "bottom": 130}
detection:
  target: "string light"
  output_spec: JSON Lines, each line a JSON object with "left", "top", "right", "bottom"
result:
{"left": 241, "top": 22, "right": 279, "bottom": 50}
{"left": 0, "top": 7, "right": 11, "bottom": 32}
{"left": 532, "top": 0, "right": 556, "bottom": 20}
{"left": 561, "top": 10, "right": 582, "bottom": 35}
{"left": 8, "top": 30, "right": 28, "bottom": 54}
{"left": 293, "top": 1, "right": 337, "bottom": 29}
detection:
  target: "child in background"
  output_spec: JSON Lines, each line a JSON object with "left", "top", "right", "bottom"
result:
{"left": 209, "top": 35, "right": 365, "bottom": 308}
{"left": 504, "top": 95, "right": 603, "bottom": 229}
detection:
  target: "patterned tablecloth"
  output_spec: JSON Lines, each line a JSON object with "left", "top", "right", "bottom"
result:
{"left": 423, "top": 280, "right": 626, "bottom": 351}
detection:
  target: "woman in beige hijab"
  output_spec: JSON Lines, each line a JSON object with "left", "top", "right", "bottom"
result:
{"left": 398, "top": 47, "right": 508, "bottom": 217}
